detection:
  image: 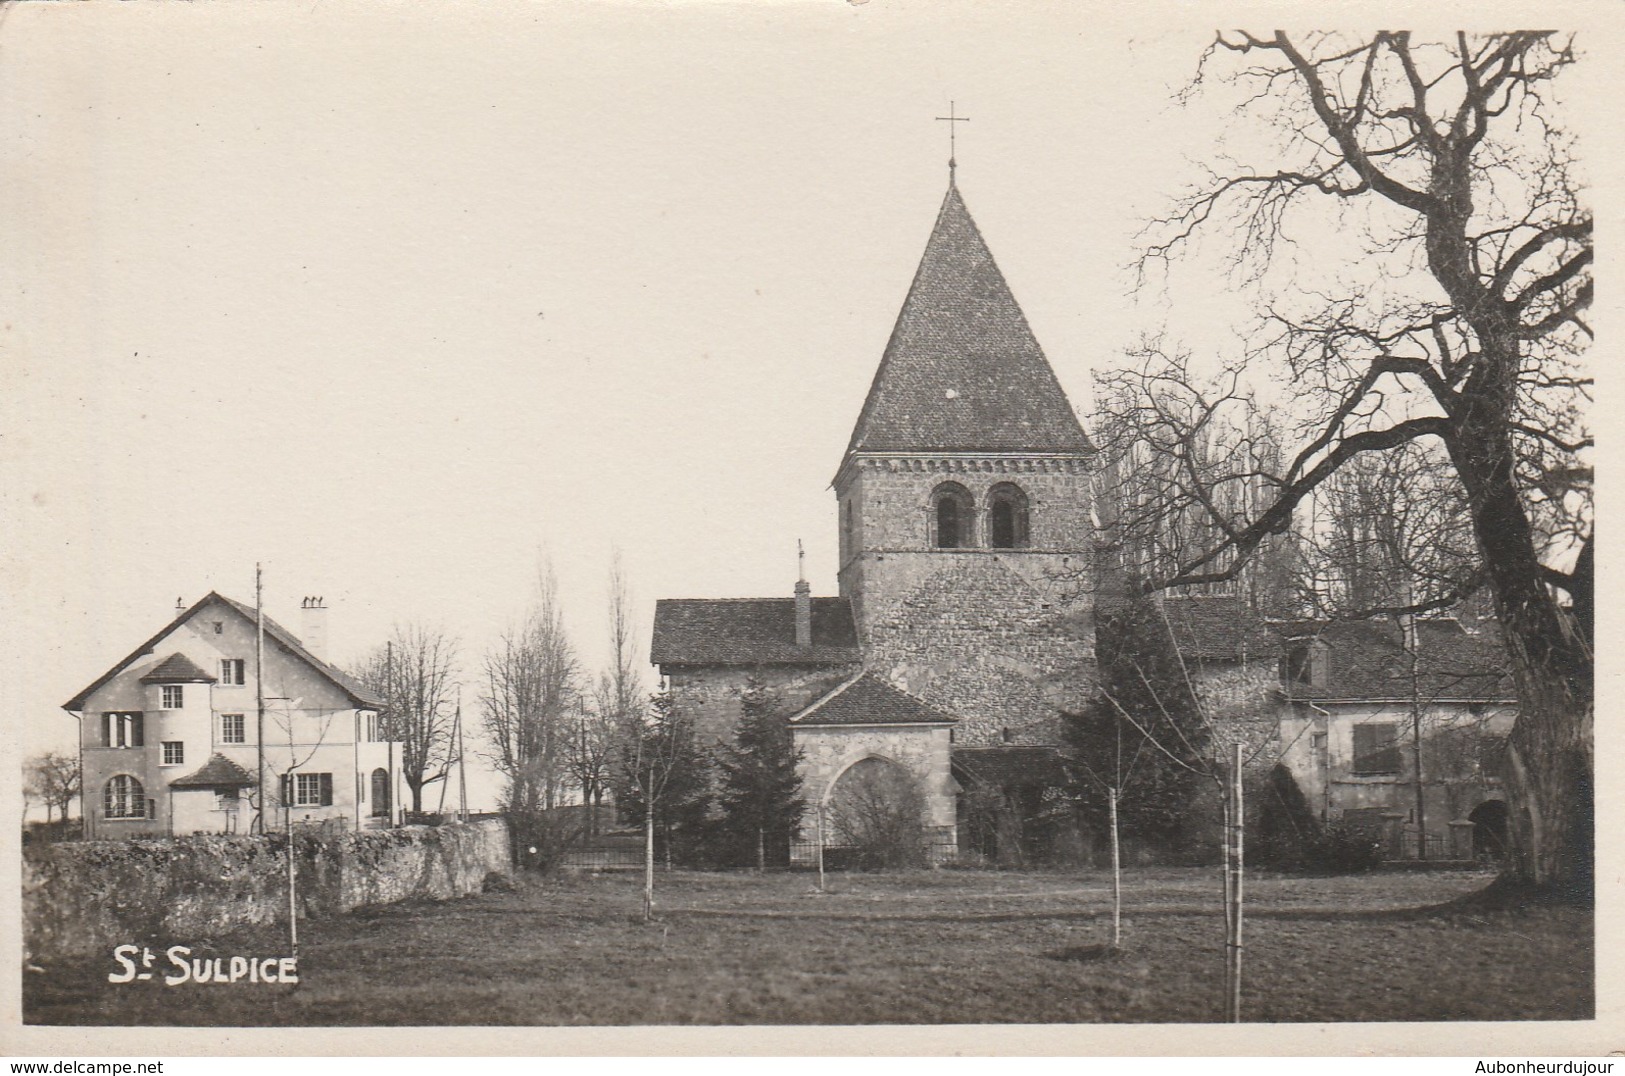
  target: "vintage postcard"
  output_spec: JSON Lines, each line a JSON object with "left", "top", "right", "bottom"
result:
{"left": 2, "top": 0, "right": 1615, "bottom": 1057}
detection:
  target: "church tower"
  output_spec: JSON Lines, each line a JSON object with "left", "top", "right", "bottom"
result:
{"left": 835, "top": 174, "right": 1098, "bottom": 745}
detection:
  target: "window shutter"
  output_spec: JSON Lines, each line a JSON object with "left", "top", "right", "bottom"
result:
{"left": 146, "top": 798, "right": 157, "bottom": 820}
{"left": 131, "top": 713, "right": 145, "bottom": 747}
{"left": 102, "top": 713, "right": 112, "bottom": 747}
{"left": 319, "top": 773, "right": 333, "bottom": 807}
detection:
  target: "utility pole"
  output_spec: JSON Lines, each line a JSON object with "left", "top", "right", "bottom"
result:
{"left": 456, "top": 691, "right": 469, "bottom": 823}
{"left": 1404, "top": 613, "right": 1427, "bottom": 860}
{"left": 385, "top": 640, "right": 395, "bottom": 827}
{"left": 255, "top": 564, "right": 266, "bottom": 835}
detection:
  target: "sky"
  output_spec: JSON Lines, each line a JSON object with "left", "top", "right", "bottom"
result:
{"left": 4, "top": 4, "right": 1606, "bottom": 813}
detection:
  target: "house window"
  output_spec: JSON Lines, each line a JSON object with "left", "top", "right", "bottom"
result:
{"left": 987, "top": 482, "right": 1030, "bottom": 549}
{"left": 212, "top": 621, "right": 225, "bottom": 635}
{"left": 161, "top": 685, "right": 185, "bottom": 709}
{"left": 219, "top": 659, "right": 246, "bottom": 685}
{"left": 220, "top": 713, "right": 246, "bottom": 744}
{"left": 102, "top": 711, "right": 144, "bottom": 748}
{"left": 1351, "top": 722, "right": 1403, "bottom": 776}
{"left": 931, "top": 482, "right": 975, "bottom": 549}
{"left": 371, "top": 768, "right": 391, "bottom": 817}
{"left": 282, "top": 772, "right": 334, "bottom": 807}
{"left": 162, "top": 741, "right": 185, "bottom": 766}
{"left": 216, "top": 788, "right": 240, "bottom": 812}
{"left": 103, "top": 774, "right": 148, "bottom": 819}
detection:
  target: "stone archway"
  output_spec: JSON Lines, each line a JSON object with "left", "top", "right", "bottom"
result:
{"left": 792, "top": 723, "right": 958, "bottom": 861}
{"left": 1469, "top": 799, "right": 1508, "bottom": 860}
{"left": 824, "top": 755, "right": 925, "bottom": 867}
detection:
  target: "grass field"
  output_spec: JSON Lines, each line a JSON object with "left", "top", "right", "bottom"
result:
{"left": 23, "top": 866, "right": 1592, "bottom": 1026}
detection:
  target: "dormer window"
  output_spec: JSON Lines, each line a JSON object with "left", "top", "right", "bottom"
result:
{"left": 931, "top": 482, "right": 975, "bottom": 549}
{"left": 1284, "top": 641, "right": 1329, "bottom": 688}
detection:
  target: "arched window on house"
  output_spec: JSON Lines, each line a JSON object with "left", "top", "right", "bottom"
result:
{"left": 931, "top": 482, "right": 975, "bottom": 549}
{"left": 987, "top": 483, "right": 1030, "bottom": 549}
{"left": 371, "top": 768, "right": 391, "bottom": 818}
{"left": 104, "top": 774, "right": 147, "bottom": 819}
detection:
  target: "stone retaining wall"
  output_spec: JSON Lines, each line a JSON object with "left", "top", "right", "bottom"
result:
{"left": 23, "top": 819, "right": 510, "bottom": 961}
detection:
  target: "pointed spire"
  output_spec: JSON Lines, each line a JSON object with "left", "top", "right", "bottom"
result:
{"left": 843, "top": 180, "right": 1093, "bottom": 457}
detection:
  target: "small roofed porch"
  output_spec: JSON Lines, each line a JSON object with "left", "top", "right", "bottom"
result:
{"left": 167, "top": 753, "right": 257, "bottom": 836}
{"left": 789, "top": 673, "right": 960, "bottom": 865}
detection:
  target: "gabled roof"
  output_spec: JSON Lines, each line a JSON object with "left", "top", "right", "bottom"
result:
{"left": 169, "top": 753, "right": 258, "bottom": 789}
{"left": 1159, "top": 595, "right": 1280, "bottom": 661}
{"left": 62, "top": 591, "right": 383, "bottom": 712}
{"left": 843, "top": 180, "right": 1093, "bottom": 458}
{"left": 790, "top": 673, "right": 958, "bottom": 727}
{"left": 1279, "top": 617, "right": 1515, "bottom": 703}
{"left": 139, "top": 652, "right": 218, "bottom": 684}
{"left": 651, "top": 597, "right": 862, "bottom": 667}
{"left": 953, "top": 745, "right": 1072, "bottom": 789}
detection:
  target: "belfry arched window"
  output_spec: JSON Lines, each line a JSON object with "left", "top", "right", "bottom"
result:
{"left": 987, "top": 482, "right": 1030, "bottom": 549}
{"left": 931, "top": 482, "right": 975, "bottom": 549}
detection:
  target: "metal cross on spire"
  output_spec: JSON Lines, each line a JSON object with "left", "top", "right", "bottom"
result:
{"left": 935, "top": 101, "right": 970, "bottom": 176}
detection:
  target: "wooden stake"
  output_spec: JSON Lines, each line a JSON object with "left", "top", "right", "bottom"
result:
{"left": 816, "top": 803, "right": 826, "bottom": 893}
{"left": 1229, "top": 741, "right": 1244, "bottom": 1023}
{"left": 1109, "top": 786, "right": 1122, "bottom": 949}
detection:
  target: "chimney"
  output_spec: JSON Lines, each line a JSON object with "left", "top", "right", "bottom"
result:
{"left": 794, "top": 540, "right": 812, "bottom": 649}
{"left": 300, "top": 596, "right": 328, "bottom": 660}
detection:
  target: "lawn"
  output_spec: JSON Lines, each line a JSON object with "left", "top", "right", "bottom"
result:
{"left": 23, "top": 866, "right": 1591, "bottom": 1026}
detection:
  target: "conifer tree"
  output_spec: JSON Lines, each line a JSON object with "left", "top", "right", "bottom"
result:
{"left": 717, "top": 677, "right": 805, "bottom": 869}
{"left": 1065, "top": 588, "right": 1212, "bottom": 860}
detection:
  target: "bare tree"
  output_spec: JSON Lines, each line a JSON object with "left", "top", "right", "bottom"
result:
{"left": 355, "top": 624, "right": 461, "bottom": 815}
{"left": 481, "top": 559, "right": 580, "bottom": 821}
{"left": 25, "top": 751, "right": 81, "bottom": 827}
{"left": 567, "top": 550, "right": 643, "bottom": 834}
{"left": 1130, "top": 33, "right": 1590, "bottom": 891}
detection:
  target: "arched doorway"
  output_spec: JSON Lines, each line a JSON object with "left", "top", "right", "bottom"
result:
{"left": 1469, "top": 799, "right": 1508, "bottom": 860}
{"left": 825, "top": 756, "right": 925, "bottom": 869}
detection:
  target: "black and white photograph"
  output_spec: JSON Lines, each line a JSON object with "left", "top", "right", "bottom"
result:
{"left": 4, "top": 0, "right": 1606, "bottom": 1052}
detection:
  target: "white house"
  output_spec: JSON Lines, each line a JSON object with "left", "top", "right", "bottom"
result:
{"left": 1274, "top": 615, "right": 1517, "bottom": 859}
{"left": 62, "top": 592, "right": 403, "bottom": 839}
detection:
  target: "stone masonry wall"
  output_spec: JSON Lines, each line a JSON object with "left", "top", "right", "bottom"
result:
{"left": 862, "top": 557, "right": 1096, "bottom": 746}
{"left": 666, "top": 663, "right": 858, "bottom": 750}
{"left": 23, "top": 819, "right": 510, "bottom": 961}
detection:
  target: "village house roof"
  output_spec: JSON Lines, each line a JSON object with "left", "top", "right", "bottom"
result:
{"left": 650, "top": 597, "right": 862, "bottom": 667}
{"left": 842, "top": 180, "right": 1094, "bottom": 458}
{"left": 1278, "top": 617, "right": 1515, "bottom": 703}
{"left": 789, "top": 673, "right": 958, "bottom": 726}
{"left": 62, "top": 591, "right": 384, "bottom": 712}
{"left": 953, "top": 745, "right": 1072, "bottom": 789}
{"left": 169, "top": 753, "right": 258, "bottom": 789}
{"left": 1159, "top": 595, "right": 1281, "bottom": 661}
{"left": 138, "top": 652, "right": 218, "bottom": 684}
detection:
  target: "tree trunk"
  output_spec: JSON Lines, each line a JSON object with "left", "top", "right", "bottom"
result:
{"left": 1444, "top": 340, "right": 1592, "bottom": 893}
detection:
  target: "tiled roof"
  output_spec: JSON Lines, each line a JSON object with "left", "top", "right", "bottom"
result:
{"left": 1279, "top": 617, "right": 1515, "bottom": 702}
{"left": 170, "top": 753, "right": 258, "bottom": 789}
{"left": 139, "top": 652, "right": 218, "bottom": 684}
{"left": 1158, "top": 595, "right": 1280, "bottom": 661}
{"left": 63, "top": 592, "right": 384, "bottom": 712}
{"left": 843, "top": 181, "right": 1093, "bottom": 457}
{"left": 790, "top": 673, "right": 958, "bottom": 726}
{"left": 651, "top": 597, "right": 862, "bottom": 666}
{"left": 953, "top": 745, "right": 1072, "bottom": 789}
